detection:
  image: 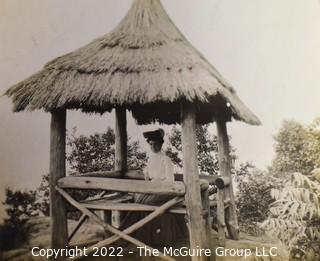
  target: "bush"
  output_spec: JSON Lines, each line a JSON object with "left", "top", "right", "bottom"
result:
{"left": 271, "top": 119, "right": 320, "bottom": 175}
{"left": 259, "top": 172, "right": 320, "bottom": 261}
{"left": 0, "top": 188, "right": 38, "bottom": 250}
{"left": 235, "top": 166, "right": 278, "bottom": 235}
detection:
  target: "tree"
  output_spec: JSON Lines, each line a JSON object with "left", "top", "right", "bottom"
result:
{"left": 165, "top": 124, "right": 236, "bottom": 175}
{"left": 67, "top": 127, "right": 147, "bottom": 173}
{"left": 261, "top": 117, "right": 320, "bottom": 260}
{"left": 235, "top": 166, "right": 278, "bottom": 235}
{"left": 271, "top": 119, "right": 320, "bottom": 175}
{"left": 306, "top": 118, "right": 320, "bottom": 169}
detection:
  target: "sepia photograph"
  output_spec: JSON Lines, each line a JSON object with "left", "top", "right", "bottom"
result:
{"left": 0, "top": 0, "right": 320, "bottom": 260}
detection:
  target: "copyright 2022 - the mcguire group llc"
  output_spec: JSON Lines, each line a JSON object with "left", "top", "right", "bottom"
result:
{"left": 31, "top": 246, "right": 279, "bottom": 259}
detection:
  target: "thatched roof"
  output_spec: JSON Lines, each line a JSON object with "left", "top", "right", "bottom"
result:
{"left": 4, "top": 0, "right": 260, "bottom": 125}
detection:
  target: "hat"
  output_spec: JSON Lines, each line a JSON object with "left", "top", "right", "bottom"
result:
{"left": 143, "top": 128, "right": 165, "bottom": 143}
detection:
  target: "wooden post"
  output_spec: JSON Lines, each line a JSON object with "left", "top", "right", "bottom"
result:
{"left": 216, "top": 189, "right": 226, "bottom": 246}
{"left": 115, "top": 107, "right": 127, "bottom": 175}
{"left": 181, "top": 102, "right": 210, "bottom": 261}
{"left": 50, "top": 109, "right": 68, "bottom": 250}
{"left": 216, "top": 118, "right": 239, "bottom": 240}
{"left": 202, "top": 187, "right": 216, "bottom": 261}
{"left": 114, "top": 108, "right": 127, "bottom": 227}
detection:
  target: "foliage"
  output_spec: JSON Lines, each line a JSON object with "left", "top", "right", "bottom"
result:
{"left": 35, "top": 174, "right": 50, "bottom": 216}
{"left": 165, "top": 124, "right": 236, "bottom": 175}
{"left": 67, "top": 127, "right": 147, "bottom": 173}
{"left": 3, "top": 188, "right": 38, "bottom": 227}
{"left": 235, "top": 165, "right": 278, "bottom": 235}
{"left": 271, "top": 119, "right": 320, "bottom": 175}
{"left": 306, "top": 118, "right": 320, "bottom": 169}
{"left": 0, "top": 188, "right": 38, "bottom": 250}
{"left": 33, "top": 173, "right": 80, "bottom": 220}
{"left": 261, "top": 117, "right": 320, "bottom": 259}
{"left": 259, "top": 172, "right": 320, "bottom": 261}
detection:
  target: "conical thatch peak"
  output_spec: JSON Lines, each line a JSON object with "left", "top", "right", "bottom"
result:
{"left": 4, "top": 0, "right": 260, "bottom": 125}
{"left": 101, "top": 0, "right": 184, "bottom": 48}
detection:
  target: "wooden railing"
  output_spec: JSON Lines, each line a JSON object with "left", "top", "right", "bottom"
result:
{"left": 68, "top": 169, "right": 230, "bottom": 189}
{"left": 57, "top": 169, "right": 232, "bottom": 250}
{"left": 58, "top": 176, "right": 186, "bottom": 196}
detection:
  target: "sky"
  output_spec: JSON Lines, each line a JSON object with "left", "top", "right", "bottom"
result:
{"left": 1, "top": 0, "right": 320, "bottom": 221}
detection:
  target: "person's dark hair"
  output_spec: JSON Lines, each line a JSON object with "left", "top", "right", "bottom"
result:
{"left": 148, "top": 138, "right": 164, "bottom": 145}
{"left": 143, "top": 128, "right": 165, "bottom": 144}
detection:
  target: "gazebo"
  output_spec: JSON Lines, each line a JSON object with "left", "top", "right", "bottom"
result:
{"left": 5, "top": 0, "right": 260, "bottom": 260}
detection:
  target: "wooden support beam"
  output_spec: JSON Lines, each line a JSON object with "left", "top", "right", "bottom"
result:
{"left": 82, "top": 202, "right": 158, "bottom": 212}
{"left": 58, "top": 177, "right": 185, "bottom": 195}
{"left": 103, "top": 222, "right": 174, "bottom": 261}
{"left": 68, "top": 214, "right": 87, "bottom": 244}
{"left": 181, "top": 102, "right": 209, "bottom": 261}
{"left": 80, "top": 169, "right": 144, "bottom": 179}
{"left": 202, "top": 188, "right": 215, "bottom": 261}
{"left": 112, "top": 108, "right": 126, "bottom": 229}
{"left": 56, "top": 186, "right": 179, "bottom": 261}
{"left": 81, "top": 193, "right": 133, "bottom": 204}
{"left": 80, "top": 192, "right": 130, "bottom": 203}
{"left": 217, "top": 190, "right": 226, "bottom": 246}
{"left": 78, "top": 169, "right": 224, "bottom": 188}
{"left": 215, "top": 176, "right": 231, "bottom": 189}
{"left": 50, "top": 109, "right": 68, "bottom": 251}
{"left": 176, "top": 173, "right": 226, "bottom": 186}
{"left": 115, "top": 107, "right": 127, "bottom": 176}
{"left": 216, "top": 118, "right": 239, "bottom": 240}
{"left": 111, "top": 210, "right": 121, "bottom": 228}
{"left": 81, "top": 201, "right": 187, "bottom": 214}
{"left": 84, "top": 196, "right": 183, "bottom": 254}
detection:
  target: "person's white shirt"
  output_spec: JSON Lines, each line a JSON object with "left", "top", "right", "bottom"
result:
{"left": 144, "top": 151, "right": 174, "bottom": 182}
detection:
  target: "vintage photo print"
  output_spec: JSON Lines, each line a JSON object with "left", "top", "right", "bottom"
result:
{"left": 1, "top": 1, "right": 319, "bottom": 260}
